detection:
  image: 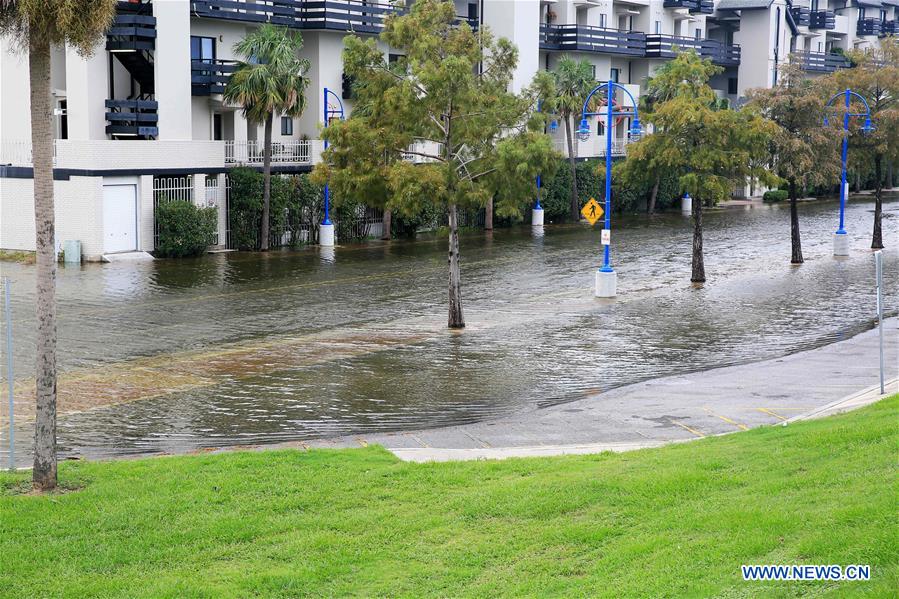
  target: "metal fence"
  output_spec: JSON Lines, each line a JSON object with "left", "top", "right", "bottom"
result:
{"left": 152, "top": 175, "right": 193, "bottom": 246}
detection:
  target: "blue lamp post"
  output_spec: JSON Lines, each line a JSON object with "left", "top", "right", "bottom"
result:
{"left": 577, "top": 80, "right": 642, "bottom": 297}
{"left": 320, "top": 87, "right": 345, "bottom": 247}
{"left": 824, "top": 88, "right": 874, "bottom": 256}
{"left": 532, "top": 102, "right": 555, "bottom": 227}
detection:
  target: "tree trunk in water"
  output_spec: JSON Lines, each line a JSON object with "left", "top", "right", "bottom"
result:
{"left": 647, "top": 176, "right": 660, "bottom": 215}
{"left": 691, "top": 196, "right": 705, "bottom": 283}
{"left": 564, "top": 115, "right": 579, "bottom": 221}
{"left": 872, "top": 154, "right": 884, "bottom": 249}
{"left": 260, "top": 114, "right": 273, "bottom": 251}
{"left": 484, "top": 196, "right": 493, "bottom": 231}
{"left": 30, "top": 36, "right": 58, "bottom": 491}
{"left": 447, "top": 204, "right": 465, "bottom": 329}
{"left": 381, "top": 209, "right": 392, "bottom": 240}
{"left": 789, "top": 180, "right": 803, "bottom": 264}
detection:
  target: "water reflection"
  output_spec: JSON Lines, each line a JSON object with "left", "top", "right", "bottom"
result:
{"left": 0, "top": 196, "right": 896, "bottom": 463}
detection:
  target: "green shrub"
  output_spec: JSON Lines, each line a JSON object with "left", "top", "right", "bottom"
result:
{"left": 155, "top": 201, "right": 217, "bottom": 258}
{"left": 763, "top": 189, "right": 789, "bottom": 203}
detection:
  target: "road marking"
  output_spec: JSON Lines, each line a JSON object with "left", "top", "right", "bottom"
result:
{"left": 702, "top": 407, "right": 749, "bottom": 430}
{"left": 669, "top": 419, "right": 705, "bottom": 438}
{"left": 356, "top": 438, "right": 369, "bottom": 447}
{"left": 407, "top": 433, "right": 430, "bottom": 448}
{"left": 463, "top": 431, "right": 492, "bottom": 448}
{"left": 756, "top": 407, "right": 787, "bottom": 421}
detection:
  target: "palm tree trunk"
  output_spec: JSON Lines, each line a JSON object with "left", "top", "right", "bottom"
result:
{"left": 260, "top": 114, "right": 273, "bottom": 251}
{"left": 564, "top": 115, "right": 579, "bottom": 221}
{"left": 447, "top": 203, "right": 464, "bottom": 329}
{"left": 29, "top": 35, "right": 58, "bottom": 491}
{"left": 381, "top": 209, "right": 392, "bottom": 240}
{"left": 872, "top": 154, "right": 884, "bottom": 249}
{"left": 484, "top": 196, "right": 493, "bottom": 230}
{"left": 647, "top": 175, "right": 660, "bottom": 215}
{"left": 789, "top": 180, "right": 803, "bottom": 264}
{"left": 691, "top": 196, "right": 705, "bottom": 283}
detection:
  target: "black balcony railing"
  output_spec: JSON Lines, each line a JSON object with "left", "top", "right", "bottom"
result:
{"left": 792, "top": 51, "right": 850, "bottom": 73}
{"left": 790, "top": 6, "right": 811, "bottom": 27}
{"left": 857, "top": 18, "right": 882, "bottom": 36}
{"left": 809, "top": 10, "right": 835, "bottom": 30}
{"left": 882, "top": 20, "right": 898, "bottom": 36}
{"left": 663, "top": 0, "right": 700, "bottom": 9}
{"left": 105, "top": 99, "right": 158, "bottom": 138}
{"left": 540, "top": 25, "right": 646, "bottom": 56}
{"left": 191, "top": 0, "right": 298, "bottom": 26}
{"left": 191, "top": 60, "right": 239, "bottom": 96}
{"left": 645, "top": 35, "right": 740, "bottom": 66}
{"left": 106, "top": 13, "right": 156, "bottom": 51}
{"left": 691, "top": 0, "right": 714, "bottom": 14}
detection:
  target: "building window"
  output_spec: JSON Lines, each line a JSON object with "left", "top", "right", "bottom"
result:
{"left": 610, "top": 68, "right": 619, "bottom": 83}
{"left": 728, "top": 77, "right": 738, "bottom": 95}
{"left": 590, "top": 64, "right": 596, "bottom": 79}
{"left": 859, "top": 8, "right": 865, "bottom": 19}
{"left": 817, "top": 41, "right": 823, "bottom": 52}
{"left": 213, "top": 113, "right": 223, "bottom": 140}
{"left": 695, "top": 28, "right": 702, "bottom": 40}
{"left": 190, "top": 36, "right": 216, "bottom": 63}
{"left": 654, "top": 21, "right": 661, "bottom": 34}
{"left": 597, "top": 120, "right": 604, "bottom": 136}
{"left": 811, "top": 0, "right": 818, "bottom": 11}
{"left": 599, "top": 13, "right": 607, "bottom": 28}
{"left": 281, "top": 116, "right": 293, "bottom": 136}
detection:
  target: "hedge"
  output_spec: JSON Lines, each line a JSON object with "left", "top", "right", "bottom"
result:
{"left": 155, "top": 201, "right": 217, "bottom": 258}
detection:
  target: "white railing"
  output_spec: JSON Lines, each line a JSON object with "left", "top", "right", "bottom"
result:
{"left": 402, "top": 139, "right": 444, "bottom": 164}
{"left": 0, "top": 140, "right": 57, "bottom": 167}
{"left": 556, "top": 138, "right": 630, "bottom": 158}
{"left": 224, "top": 140, "right": 312, "bottom": 164}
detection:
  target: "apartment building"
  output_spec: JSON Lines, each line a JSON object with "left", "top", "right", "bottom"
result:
{"left": 0, "top": 0, "right": 893, "bottom": 259}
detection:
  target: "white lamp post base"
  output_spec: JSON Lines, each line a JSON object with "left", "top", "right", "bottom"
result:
{"left": 532, "top": 208, "right": 545, "bottom": 226}
{"left": 833, "top": 232, "right": 849, "bottom": 256}
{"left": 681, "top": 194, "right": 692, "bottom": 216}
{"left": 595, "top": 269, "right": 617, "bottom": 298}
{"left": 320, "top": 223, "right": 335, "bottom": 247}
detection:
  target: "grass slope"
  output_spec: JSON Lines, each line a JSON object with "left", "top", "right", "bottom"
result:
{"left": 2, "top": 396, "right": 897, "bottom": 598}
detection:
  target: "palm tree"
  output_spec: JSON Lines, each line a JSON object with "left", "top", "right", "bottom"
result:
{"left": 224, "top": 25, "right": 310, "bottom": 251}
{"left": 550, "top": 57, "right": 597, "bottom": 221}
{"left": 1, "top": 0, "right": 117, "bottom": 491}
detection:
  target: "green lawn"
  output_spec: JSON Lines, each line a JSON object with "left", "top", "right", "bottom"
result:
{"left": 2, "top": 397, "right": 897, "bottom": 598}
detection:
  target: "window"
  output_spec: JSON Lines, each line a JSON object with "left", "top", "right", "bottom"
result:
{"left": 281, "top": 116, "right": 293, "bottom": 136}
{"left": 811, "top": 0, "right": 818, "bottom": 11}
{"left": 468, "top": 2, "right": 478, "bottom": 19}
{"left": 859, "top": 8, "right": 865, "bottom": 20}
{"left": 597, "top": 120, "right": 604, "bottom": 136}
{"left": 213, "top": 113, "right": 223, "bottom": 140}
{"left": 590, "top": 64, "right": 596, "bottom": 79}
{"left": 654, "top": 21, "right": 661, "bottom": 34}
{"left": 817, "top": 41, "right": 823, "bottom": 52}
{"left": 695, "top": 28, "right": 702, "bottom": 40}
{"left": 609, "top": 68, "right": 619, "bottom": 83}
{"left": 727, "top": 77, "right": 738, "bottom": 95}
{"left": 190, "top": 36, "right": 215, "bottom": 63}
{"left": 725, "top": 30, "right": 734, "bottom": 46}
{"left": 599, "top": 13, "right": 607, "bottom": 28}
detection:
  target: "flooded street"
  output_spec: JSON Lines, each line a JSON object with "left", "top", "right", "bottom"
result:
{"left": 1, "top": 195, "right": 896, "bottom": 463}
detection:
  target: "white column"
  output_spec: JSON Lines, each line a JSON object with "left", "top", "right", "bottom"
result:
{"left": 64, "top": 44, "right": 108, "bottom": 140}
{"left": 153, "top": 0, "right": 193, "bottom": 140}
{"left": 139, "top": 175, "right": 155, "bottom": 252}
{"left": 216, "top": 173, "right": 228, "bottom": 248}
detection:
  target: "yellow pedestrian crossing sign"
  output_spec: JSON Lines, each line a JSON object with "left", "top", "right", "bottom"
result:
{"left": 581, "top": 198, "right": 604, "bottom": 225}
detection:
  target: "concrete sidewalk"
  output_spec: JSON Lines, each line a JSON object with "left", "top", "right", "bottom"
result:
{"left": 302, "top": 318, "right": 897, "bottom": 462}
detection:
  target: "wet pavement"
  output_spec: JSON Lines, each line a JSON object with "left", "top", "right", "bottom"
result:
{"left": 0, "top": 194, "right": 896, "bottom": 465}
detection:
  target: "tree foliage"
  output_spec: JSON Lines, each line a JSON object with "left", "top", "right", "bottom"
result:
{"left": 0, "top": 0, "right": 116, "bottom": 54}
{"left": 313, "top": 0, "right": 557, "bottom": 328}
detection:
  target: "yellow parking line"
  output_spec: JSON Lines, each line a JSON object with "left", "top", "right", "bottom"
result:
{"left": 670, "top": 419, "right": 705, "bottom": 438}
{"left": 756, "top": 407, "right": 787, "bottom": 421}
{"left": 702, "top": 408, "right": 749, "bottom": 431}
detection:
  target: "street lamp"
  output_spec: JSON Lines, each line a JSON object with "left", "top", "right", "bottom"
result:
{"left": 321, "top": 87, "right": 345, "bottom": 247}
{"left": 577, "top": 80, "right": 642, "bottom": 298}
{"left": 823, "top": 88, "right": 874, "bottom": 257}
{"left": 533, "top": 100, "right": 551, "bottom": 227}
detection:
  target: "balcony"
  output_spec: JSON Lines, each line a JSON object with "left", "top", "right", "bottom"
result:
{"left": 191, "top": 60, "right": 239, "bottom": 96}
{"left": 190, "top": 0, "right": 298, "bottom": 27}
{"left": 105, "top": 99, "right": 159, "bottom": 139}
{"left": 225, "top": 140, "right": 313, "bottom": 165}
{"left": 857, "top": 18, "right": 882, "bottom": 36}
{"left": 662, "top": 0, "right": 699, "bottom": 9}
{"left": 792, "top": 51, "right": 850, "bottom": 73}
{"left": 809, "top": 10, "right": 835, "bottom": 30}
{"left": 691, "top": 0, "right": 714, "bottom": 14}
{"left": 105, "top": 13, "right": 156, "bottom": 52}
{"left": 882, "top": 20, "right": 898, "bottom": 36}
{"left": 790, "top": 6, "right": 811, "bottom": 27}
{"left": 645, "top": 35, "right": 740, "bottom": 66}
{"left": 540, "top": 25, "right": 646, "bottom": 57}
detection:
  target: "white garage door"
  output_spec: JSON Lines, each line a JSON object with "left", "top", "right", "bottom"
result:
{"left": 102, "top": 184, "right": 138, "bottom": 253}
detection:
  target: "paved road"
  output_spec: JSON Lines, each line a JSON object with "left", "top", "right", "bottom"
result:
{"left": 293, "top": 318, "right": 897, "bottom": 461}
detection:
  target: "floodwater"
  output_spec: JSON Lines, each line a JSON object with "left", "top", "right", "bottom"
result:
{"left": 0, "top": 195, "right": 896, "bottom": 464}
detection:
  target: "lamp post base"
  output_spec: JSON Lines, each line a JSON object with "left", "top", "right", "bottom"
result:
{"left": 595, "top": 269, "right": 617, "bottom": 298}
{"left": 532, "top": 208, "right": 544, "bottom": 226}
{"left": 681, "top": 195, "right": 692, "bottom": 216}
{"left": 833, "top": 231, "right": 849, "bottom": 256}
{"left": 320, "top": 223, "right": 335, "bottom": 247}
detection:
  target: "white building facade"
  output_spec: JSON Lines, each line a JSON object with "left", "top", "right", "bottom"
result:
{"left": 1, "top": 0, "right": 894, "bottom": 259}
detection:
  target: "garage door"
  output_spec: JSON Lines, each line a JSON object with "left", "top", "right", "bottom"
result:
{"left": 103, "top": 184, "right": 138, "bottom": 253}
